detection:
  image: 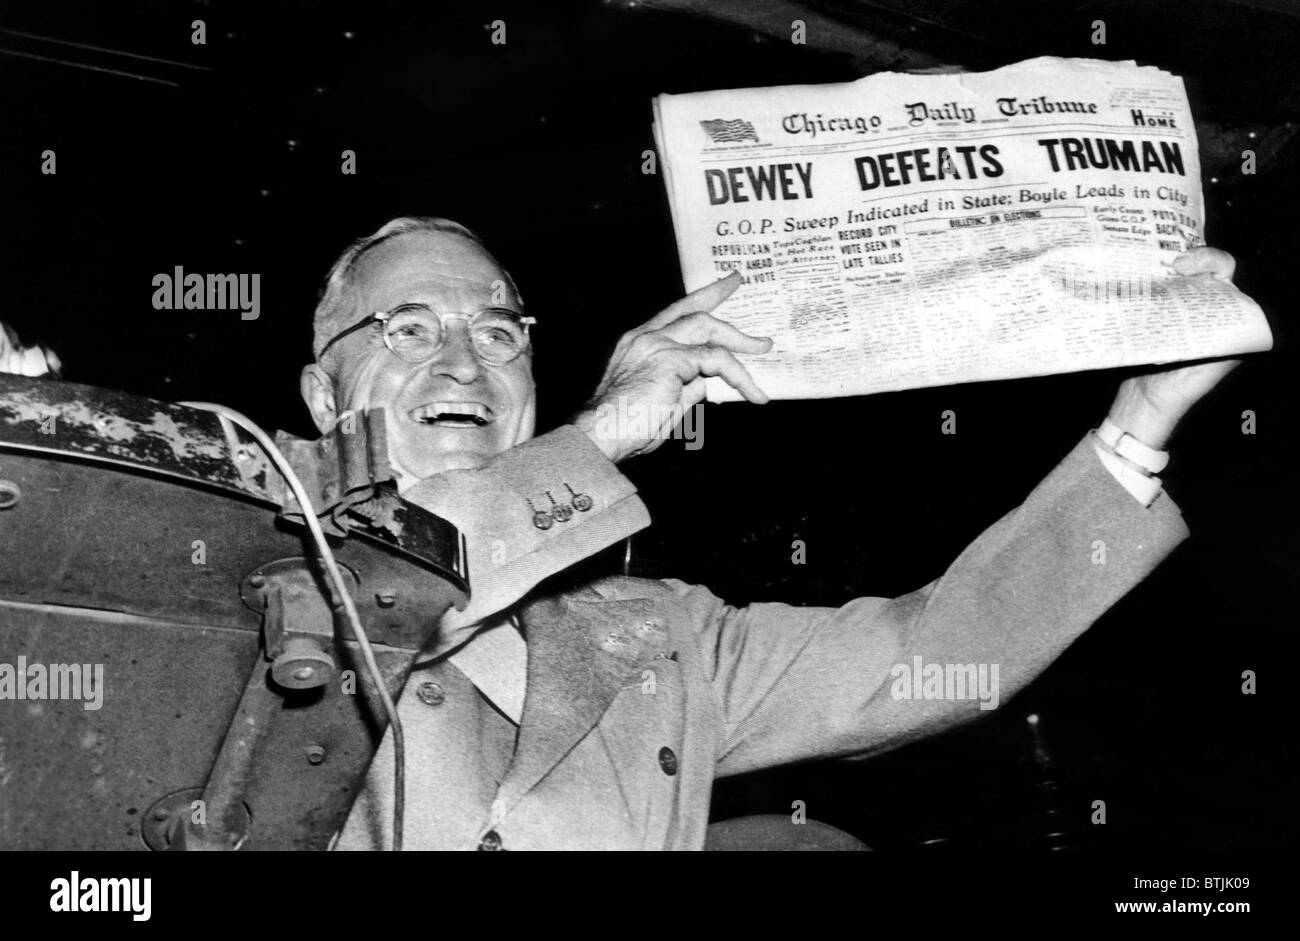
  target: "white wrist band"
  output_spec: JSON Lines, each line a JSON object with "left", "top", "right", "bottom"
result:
{"left": 1097, "top": 417, "right": 1170, "bottom": 475}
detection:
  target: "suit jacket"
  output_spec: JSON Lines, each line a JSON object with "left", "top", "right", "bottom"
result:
{"left": 336, "top": 429, "right": 1188, "bottom": 850}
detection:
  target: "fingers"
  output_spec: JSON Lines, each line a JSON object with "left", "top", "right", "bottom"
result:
{"left": 669, "top": 343, "right": 769, "bottom": 404}
{"left": 659, "top": 310, "right": 773, "bottom": 354}
{"left": 597, "top": 275, "right": 771, "bottom": 416}
{"left": 20, "top": 347, "right": 48, "bottom": 376}
{"left": 0, "top": 323, "right": 58, "bottom": 377}
{"left": 1173, "top": 247, "right": 1236, "bottom": 281}
{"left": 680, "top": 376, "right": 708, "bottom": 409}
{"left": 646, "top": 271, "right": 742, "bottom": 329}
{"left": 8, "top": 345, "right": 52, "bottom": 376}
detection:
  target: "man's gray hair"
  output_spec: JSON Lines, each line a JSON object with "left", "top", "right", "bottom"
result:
{"left": 311, "top": 216, "right": 516, "bottom": 362}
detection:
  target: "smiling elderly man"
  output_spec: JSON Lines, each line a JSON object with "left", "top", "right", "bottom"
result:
{"left": 288, "top": 214, "right": 1248, "bottom": 851}
{"left": 0, "top": 215, "right": 1245, "bottom": 850}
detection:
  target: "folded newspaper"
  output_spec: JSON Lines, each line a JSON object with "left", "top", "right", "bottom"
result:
{"left": 652, "top": 57, "right": 1273, "bottom": 402}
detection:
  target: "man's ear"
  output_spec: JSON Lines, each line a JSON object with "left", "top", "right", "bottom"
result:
{"left": 300, "top": 363, "right": 338, "bottom": 433}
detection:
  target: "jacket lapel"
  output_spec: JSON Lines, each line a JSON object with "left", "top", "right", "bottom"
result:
{"left": 494, "top": 582, "right": 670, "bottom": 809}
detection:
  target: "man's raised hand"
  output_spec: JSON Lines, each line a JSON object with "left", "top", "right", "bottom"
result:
{"left": 1107, "top": 247, "right": 1247, "bottom": 449}
{"left": 574, "top": 272, "right": 772, "bottom": 463}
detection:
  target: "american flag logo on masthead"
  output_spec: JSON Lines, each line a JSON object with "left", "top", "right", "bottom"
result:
{"left": 699, "top": 118, "right": 759, "bottom": 144}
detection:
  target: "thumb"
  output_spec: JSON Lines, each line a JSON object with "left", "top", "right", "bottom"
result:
{"left": 1172, "top": 247, "right": 1235, "bottom": 280}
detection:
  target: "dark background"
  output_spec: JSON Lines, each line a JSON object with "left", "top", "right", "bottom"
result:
{"left": 2, "top": 0, "right": 1296, "bottom": 849}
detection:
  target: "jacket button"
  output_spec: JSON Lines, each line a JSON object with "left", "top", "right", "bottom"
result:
{"left": 658, "top": 746, "right": 678, "bottom": 776}
{"left": 416, "top": 681, "right": 445, "bottom": 706}
{"left": 478, "top": 830, "right": 503, "bottom": 851}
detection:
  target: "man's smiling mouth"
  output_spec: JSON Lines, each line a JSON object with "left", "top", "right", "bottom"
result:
{"left": 408, "top": 401, "right": 495, "bottom": 428}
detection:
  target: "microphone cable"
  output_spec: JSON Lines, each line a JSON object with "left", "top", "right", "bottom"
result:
{"left": 181, "top": 401, "right": 406, "bottom": 851}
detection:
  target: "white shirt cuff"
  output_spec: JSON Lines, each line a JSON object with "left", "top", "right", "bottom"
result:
{"left": 1092, "top": 437, "right": 1163, "bottom": 507}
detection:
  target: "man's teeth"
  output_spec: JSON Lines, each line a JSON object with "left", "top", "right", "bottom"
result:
{"left": 410, "top": 402, "right": 494, "bottom": 426}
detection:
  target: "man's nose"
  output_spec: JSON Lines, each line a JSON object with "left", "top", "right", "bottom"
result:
{"left": 427, "top": 323, "right": 483, "bottom": 384}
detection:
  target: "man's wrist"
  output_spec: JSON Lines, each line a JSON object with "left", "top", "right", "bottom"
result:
{"left": 572, "top": 407, "right": 622, "bottom": 463}
{"left": 1106, "top": 382, "right": 1177, "bottom": 450}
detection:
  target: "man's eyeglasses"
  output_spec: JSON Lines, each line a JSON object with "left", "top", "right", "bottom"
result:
{"left": 318, "top": 304, "right": 536, "bottom": 367}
